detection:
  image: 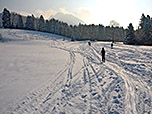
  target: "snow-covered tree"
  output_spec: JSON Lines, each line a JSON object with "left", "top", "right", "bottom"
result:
{"left": 49, "top": 18, "right": 55, "bottom": 33}
{"left": 139, "top": 13, "right": 147, "bottom": 29}
{"left": 97, "top": 24, "right": 105, "bottom": 41}
{"left": 2, "top": 8, "right": 11, "bottom": 28}
{"left": 109, "top": 20, "right": 120, "bottom": 42}
{"left": 10, "top": 12, "right": 20, "bottom": 28}
{"left": 144, "top": 15, "right": 151, "bottom": 37}
{"left": 137, "top": 14, "right": 152, "bottom": 45}
{"left": 37, "top": 15, "right": 45, "bottom": 32}
{"left": 125, "top": 23, "right": 135, "bottom": 44}
{"left": 25, "top": 15, "right": 35, "bottom": 30}
{"left": 16, "top": 15, "right": 24, "bottom": 29}
{"left": 25, "top": 16, "right": 31, "bottom": 30}
{"left": 54, "top": 20, "right": 60, "bottom": 34}
{"left": 45, "top": 20, "right": 49, "bottom": 32}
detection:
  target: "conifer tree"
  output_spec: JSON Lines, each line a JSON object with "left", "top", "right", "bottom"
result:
{"left": 16, "top": 15, "right": 24, "bottom": 29}
{"left": 144, "top": 15, "right": 151, "bottom": 37}
{"left": 125, "top": 23, "right": 135, "bottom": 44}
{"left": 2, "top": 8, "right": 11, "bottom": 28}
{"left": 138, "top": 14, "right": 152, "bottom": 45}
{"left": 38, "top": 15, "right": 45, "bottom": 32}
{"left": 25, "top": 15, "right": 35, "bottom": 30}
{"left": 45, "top": 20, "right": 50, "bottom": 32}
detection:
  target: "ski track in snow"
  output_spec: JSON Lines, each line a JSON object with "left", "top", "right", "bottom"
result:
{"left": 0, "top": 29, "right": 152, "bottom": 114}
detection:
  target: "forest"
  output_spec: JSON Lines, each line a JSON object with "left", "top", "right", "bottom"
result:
{"left": 0, "top": 8, "right": 152, "bottom": 45}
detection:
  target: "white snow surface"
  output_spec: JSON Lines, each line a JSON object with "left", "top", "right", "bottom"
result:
{"left": 0, "top": 29, "right": 152, "bottom": 114}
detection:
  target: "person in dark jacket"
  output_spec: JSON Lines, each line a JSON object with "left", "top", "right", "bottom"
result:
{"left": 88, "top": 42, "right": 91, "bottom": 46}
{"left": 101, "top": 47, "right": 105, "bottom": 62}
{"left": 111, "top": 43, "right": 113, "bottom": 49}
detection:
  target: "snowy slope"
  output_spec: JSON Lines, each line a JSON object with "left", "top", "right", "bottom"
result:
{"left": 0, "top": 29, "right": 152, "bottom": 114}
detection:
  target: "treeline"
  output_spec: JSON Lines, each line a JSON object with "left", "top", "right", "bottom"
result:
{"left": 0, "top": 8, "right": 125, "bottom": 42}
{"left": 0, "top": 8, "right": 152, "bottom": 45}
{"left": 125, "top": 14, "right": 152, "bottom": 45}
{"left": 135, "top": 14, "right": 152, "bottom": 45}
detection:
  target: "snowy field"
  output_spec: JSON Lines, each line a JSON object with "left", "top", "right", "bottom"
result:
{"left": 0, "top": 29, "right": 152, "bottom": 114}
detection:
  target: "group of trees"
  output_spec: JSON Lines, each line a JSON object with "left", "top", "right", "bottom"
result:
{"left": 2, "top": 8, "right": 24, "bottom": 29}
{"left": 1, "top": 8, "right": 152, "bottom": 45}
{"left": 1, "top": 8, "right": 125, "bottom": 42}
{"left": 136, "top": 14, "right": 152, "bottom": 45}
{"left": 125, "top": 14, "right": 152, "bottom": 45}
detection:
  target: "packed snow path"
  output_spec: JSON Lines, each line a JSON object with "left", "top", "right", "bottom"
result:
{"left": 0, "top": 29, "right": 152, "bottom": 114}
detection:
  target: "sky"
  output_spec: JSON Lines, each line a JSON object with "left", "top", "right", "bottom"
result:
{"left": 0, "top": 0, "right": 152, "bottom": 28}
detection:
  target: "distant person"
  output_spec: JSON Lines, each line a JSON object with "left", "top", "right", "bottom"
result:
{"left": 111, "top": 43, "right": 113, "bottom": 49}
{"left": 101, "top": 47, "right": 105, "bottom": 62}
{"left": 88, "top": 42, "right": 91, "bottom": 46}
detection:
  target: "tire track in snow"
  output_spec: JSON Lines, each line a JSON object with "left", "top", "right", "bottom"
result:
{"left": 106, "top": 62, "right": 152, "bottom": 114}
{"left": 32, "top": 42, "right": 106, "bottom": 111}
{"left": 73, "top": 44, "right": 126, "bottom": 113}
{"left": 92, "top": 43, "right": 152, "bottom": 114}
{"left": 85, "top": 46, "right": 126, "bottom": 113}
{"left": 9, "top": 40, "right": 152, "bottom": 114}
{"left": 9, "top": 40, "right": 76, "bottom": 114}
{"left": 74, "top": 44, "right": 125, "bottom": 113}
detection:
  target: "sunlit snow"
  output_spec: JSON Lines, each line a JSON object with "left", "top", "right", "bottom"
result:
{"left": 0, "top": 29, "right": 152, "bottom": 114}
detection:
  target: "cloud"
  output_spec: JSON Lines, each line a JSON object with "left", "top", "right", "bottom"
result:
{"left": 58, "top": 8, "right": 91, "bottom": 24}
{"left": 59, "top": 8, "right": 71, "bottom": 14}
{"left": 75, "top": 8, "right": 92, "bottom": 24}
{"left": 35, "top": 9, "right": 57, "bottom": 19}
{"left": 29, "top": 8, "right": 90, "bottom": 24}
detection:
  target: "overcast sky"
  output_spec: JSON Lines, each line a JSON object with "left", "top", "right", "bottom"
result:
{"left": 0, "top": 0, "right": 152, "bottom": 28}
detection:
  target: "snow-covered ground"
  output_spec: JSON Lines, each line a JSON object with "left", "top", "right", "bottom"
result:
{"left": 0, "top": 29, "right": 152, "bottom": 114}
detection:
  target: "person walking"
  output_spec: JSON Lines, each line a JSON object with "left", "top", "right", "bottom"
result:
{"left": 111, "top": 43, "right": 113, "bottom": 49}
{"left": 88, "top": 42, "right": 91, "bottom": 46}
{"left": 101, "top": 47, "right": 105, "bottom": 62}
